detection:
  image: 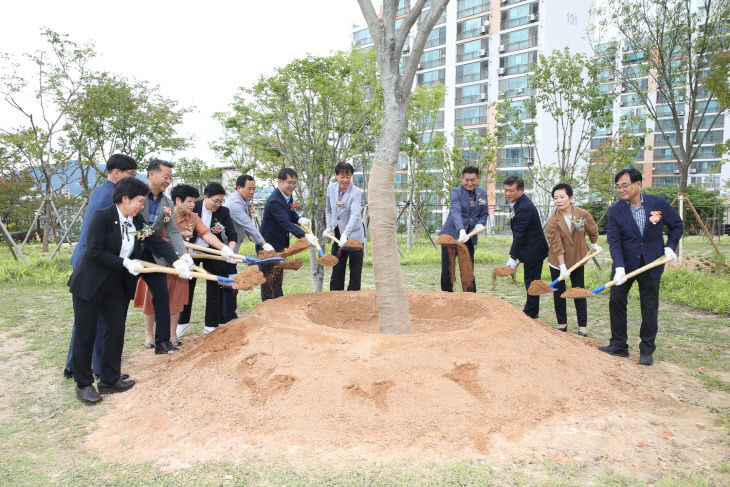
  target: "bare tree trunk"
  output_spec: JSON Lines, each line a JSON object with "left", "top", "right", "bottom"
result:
{"left": 309, "top": 247, "right": 324, "bottom": 292}
{"left": 406, "top": 203, "right": 414, "bottom": 251}
{"left": 42, "top": 189, "right": 51, "bottom": 252}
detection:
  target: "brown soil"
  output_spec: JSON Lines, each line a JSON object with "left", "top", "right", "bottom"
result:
{"left": 280, "top": 238, "right": 311, "bottom": 257}
{"left": 341, "top": 238, "right": 364, "bottom": 249}
{"left": 436, "top": 234, "right": 458, "bottom": 246}
{"left": 257, "top": 250, "right": 278, "bottom": 259}
{"left": 85, "top": 290, "right": 729, "bottom": 478}
{"left": 455, "top": 243, "right": 474, "bottom": 292}
{"left": 561, "top": 287, "right": 596, "bottom": 298}
{"left": 527, "top": 279, "right": 555, "bottom": 296}
{"left": 277, "top": 259, "right": 303, "bottom": 271}
{"left": 492, "top": 265, "right": 517, "bottom": 277}
{"left": 232, "top": 269, "right": 266, "bottom": 290}
{"left": 316, "top": 254, "right": 339, "bottom": 267}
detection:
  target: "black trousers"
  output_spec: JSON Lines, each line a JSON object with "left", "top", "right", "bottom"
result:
{"left": 329, "top": 228, "right": 363, "bottom": 291}
{"left": 71, "top": 274, "right": 129, "bottom": 387}
{"left": 179, "top": 257, "right": 227, "bottom": 327}
{"left": 608, "top": 260, "right": 661, "bottom": 355}
{"left": 522, "top": 259, "right": 544, "bottom": 318}
{"left": 440, "top": 241, "right": 476, "bottom": 292}
{"left": 140, "top": 248, "right": 170, "bottom": 344}
{"left": 549, "top": 266, "right": 587, "bottom": 326}
{"left": 220, "top": 262, "right": 239, "bottom": 322}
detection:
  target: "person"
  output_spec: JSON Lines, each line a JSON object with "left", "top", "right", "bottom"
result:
{"left": 258, "top": 168, "right": 318, "bottom": 301}
{"left": 323, "top": 162, "right": 366, "bottom": 291}
{"left": 135, "top": 184, "right": 230, "bottom": 344}
{"left": 69, "top": 177, "right": 183, "bottom": 404}
{"left": 600, "top": 168, "right": 683, "bottom": 365}
{"left": 64, "top": 154, "right": 138, "bottom": 380}
{"left": 544, "top": 183, "right": 601, "bottom": 336}
{"left": 178, "top": 182, "right": 238, "bottom": 334}
{"left": 503, "top": 175, "right": 548, "bottom": 319}
{"left": 437, "top": 166, "right": 489, "bottom": 293}
{"left": 220, "top": 175, "right": 275, "bottom": 322}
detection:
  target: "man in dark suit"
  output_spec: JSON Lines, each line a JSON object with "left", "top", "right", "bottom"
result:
{"left": 438, "top": 166, "right": 489, "bottom": 292}
{"left": 69, "top": 177, "right": 183, "bottom": 404}
{"left": 503, "top": 175, "right": 549, "bottom": 318}
{"left": 600, "top": 168, "right": 683, "bottom": 365}
{"left": 64, "top": 153, "right": 137, "bottom": 379}
{"left": 258, "top": 167, "right": 318, "bottom": 301}
{"left": 179, "top": 182, "right": 238, "bottom": 333}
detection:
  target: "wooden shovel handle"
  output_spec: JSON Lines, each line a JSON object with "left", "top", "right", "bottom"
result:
{"left": 185, "top": 241, "right": 247, "bottom": 261}
{"left": 466, "top": 226, "right": 486, "bottom": 239}
{"left": 323, "top": 232, "right": 341, "bottom": 245}
{"left": 134, "top": 260, "right": 230, "bottom": 283}
{"left": 189, "top": 251, "right": 228, "bottom": 262}
{"left": 299, "top": 223, "right": 325, "bottom": 257}
{"left": 603, "top": 255, "right": 674, "bottom": 290}
{"left": 566, "top": 248, "right": 603, "bottom": 274}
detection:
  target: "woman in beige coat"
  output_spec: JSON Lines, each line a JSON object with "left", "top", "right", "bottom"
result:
{"left": 544, "top": 183, "right": 601, "bottom": 336}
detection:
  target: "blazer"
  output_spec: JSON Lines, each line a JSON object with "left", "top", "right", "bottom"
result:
{"left": 191, "top": 200, "right": 238, "bottom": 246}
{"left": 607, "top": 193, "right": 683, "bottom": 278}
{"left": 324, "top": 182, "right": 366, "bottom": 244}
{"left": 225, "top": 191, "right": 264, "bottom": 253}
{"left": 260, "top": 189, "right": 305, "bottom": 252}
{"left": 439, "top": 185, "right": 489, "bottom": 245}
{"left": 68, "top": 205, "right": 178, "bottom": 302}
{"left": 544, "top": 206, "right": 599, "bottom": 268}
{"left": 70, "top": 180, "right": 115, "bottom": 269}
{"left": 141, "top": 192, "right": 186, "bottom": 265}
{"left": 509, "top": 193, "right": 549, "bottom": 263}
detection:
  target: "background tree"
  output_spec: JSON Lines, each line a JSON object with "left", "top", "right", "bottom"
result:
{"left": 0, "top": 145, "right": 37, "bottom": 234}
{"left": 174, "top": 157, "right": 222, "bottom": 194}
{"left": 594, "top": 0, "right": 730, "bottom": 193}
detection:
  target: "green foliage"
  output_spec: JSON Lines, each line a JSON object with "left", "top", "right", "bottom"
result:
{"left": 643, "top": 185, "right": 726, "bottom": 235}
{"left": 174, "top": 157, "right": 222, "bottom": 194}
{"left": 660, "top": 268, "right": 730, "bottom": 314}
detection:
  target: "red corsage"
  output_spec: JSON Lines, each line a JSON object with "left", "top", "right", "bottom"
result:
{"left": 290, "top": 203, "right": 299, "bottom": 211}
{"left": 163, "top": 206, "right": 172, "bottom": 223}
{"left": 211, "top": 221, "right": 225, "bottom": 234}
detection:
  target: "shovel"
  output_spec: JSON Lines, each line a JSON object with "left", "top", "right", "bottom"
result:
{"left": 527, "top": 248, "right": 603, "bottom": 296}
{"left": 435, "top": 225, "right": 486, "bottom": 247}
{"left": 184, "top": 242, "right": 283, "bottom": 265}
{"left": 299, "top": 224, "right": 338, "bottom": 266}
{"left": 561, "top": 255, "right": 674, "bottom": 299}
{"left": 135, "top": 260, "right": 235, "bottom": 287}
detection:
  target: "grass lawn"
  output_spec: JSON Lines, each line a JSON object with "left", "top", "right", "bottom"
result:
{"left": 0, "top": 235, "right": 728, "bottom": 486}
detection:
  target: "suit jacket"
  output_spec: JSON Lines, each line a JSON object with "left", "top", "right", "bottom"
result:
{"left": 70, "top": 180, "right": 115, "bottom": 268}
{"left": 141, "top": 192, "right": 186, "bottom": 265}
{"left": 324, "top": 182, "right": 366, "bottom": 244}
{"left": 607, "top": 193, "right": 683, "bottom": 278}
{"left": 260, "top": 189, "right": 305, "bottom": 252}
{"left": 68, "top": 205, "right": 178, "bottom": 301}
{"left": 191, "top": 200, "right": 238, "bottom": 246}
{"left": 439, "top": 185, "right": 489, "bottom": 245}
{"left": 225, "top": 191, "right": 264, "bottom": 253}
{"left": 544, "top": 206, "right": 599, "bottom": 268}
{"left": 509, "top": 193, "right": 548, "bottom": 263}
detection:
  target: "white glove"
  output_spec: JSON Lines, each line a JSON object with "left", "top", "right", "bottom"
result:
{"left": 591, "top": 243, "right": 602, "bottom": 252}
{"left": 122, "top": 258, "right": 143, "bottom": 276}
{"left": 506, "top": 257, "right": 517, "bottom": 269}
{"left": 305, "top": 234, "right": 318, "bottom": 246}
{"left": 220, "top": 245, "right": 238, "bottom": 264}
{"left": 458, "top": 229, "right": 468, "bottom": 243}
{"left": 474, "top": 223, "right": 485, "bottom": 233}
{"left": 664, "top": 247, "right": 676, "bottom": 261}
{"left": 173, "top": 258, "right": 192, "bottom": 279}
{"left": 322, "top": 229, "right": 333, "bottom": 239}
{"left": 559, "top": 264, "right": 570, "bottom": 279}
{"left": 298, "top": 217, "right": 310, "bottom": 226}
{"left": 613, "top": 267, "right": 627, "bottom": 286}
{"left": 180, "top": 253, "right": 194, "bottom": 266}
{"left": 262, "top": 243, "right": 274, "bottom": 252}
{"left": 339, "top": 233, "right": 348, "bottom": 244}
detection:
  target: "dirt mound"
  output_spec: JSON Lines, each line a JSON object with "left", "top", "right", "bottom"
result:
{"left": 86, "top": 291, "right": 725, "bottom": 473}
{"left": 562, "top": 287, "right": 596, "bottom": 298}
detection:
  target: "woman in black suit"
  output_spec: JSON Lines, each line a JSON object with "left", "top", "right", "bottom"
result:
{"left": 69, "top": 177, "right": 185, "bottom": 404}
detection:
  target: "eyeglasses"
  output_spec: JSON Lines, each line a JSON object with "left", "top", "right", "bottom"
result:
{"left": 208, "top": 198, "right": 224, "bottom": 206}
{"left": 122, "top": 170, "right": 137, "bottom": 177}
{"left": 615, "top": 181, "right": 638, "bottom": 191}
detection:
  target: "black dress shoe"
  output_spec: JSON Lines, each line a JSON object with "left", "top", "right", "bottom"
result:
{"left": 639, "top": 353, "right": 654, "bottom": 366}
{"left": 598, "top": 345, "right": 630, "bottom": 357}
{"left": 95, "top": 373, "right": 130, "bottom": 381}
{"left": 97, "top": 378, "right": 135, "bottom": 394}
{"left": 63, "top": 367, "right": 73, "bottom": 379}
{"left": 154, "top": 340, "right": 179, "bottom": 355}
{"left": 76, "top": 384, "right": 103, "bottom": 404}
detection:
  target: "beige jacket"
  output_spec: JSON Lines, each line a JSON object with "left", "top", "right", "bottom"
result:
{"left": 544, "top": 206, "right": 599, "bottom": 268}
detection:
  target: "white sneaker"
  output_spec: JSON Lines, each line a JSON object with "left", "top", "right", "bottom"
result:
{"left": 202, "top": 326, "right": 217, "bottom": 334}
{"left": 176, "top": 322, "right": 193, "bottom": 337}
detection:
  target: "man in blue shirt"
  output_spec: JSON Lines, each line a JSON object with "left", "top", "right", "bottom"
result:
{"left": 64, "top": 154, "right": 138, "bottom": 379}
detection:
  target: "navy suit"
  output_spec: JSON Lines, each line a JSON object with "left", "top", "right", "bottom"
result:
{"left": 607, "top": 193, "right": 683, "bottom": 355}
{"left": 66, "top": 179, "right": 116, "bottom": 375}
{"left": 439, "top": 185, "right": 489, "bottom": 292}
{"left": 258, "top": 189, "right": 305, "bottom": 301}
{"left": 509, "top": 193, "right": 548, "bottom": 318}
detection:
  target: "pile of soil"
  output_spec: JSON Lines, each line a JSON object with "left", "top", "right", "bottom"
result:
{"left": 561, "top": 287, "right": 596, "bottom": 298}
{"left": 316, "top": 254, "right": 338, "bottom": 267}
{"left": 232, "top": 269, "right": 265, "bottom": 290}
{"left": 280, "top": 238, "right": 310, "bottom": 257}
{"left": 277, "top": 259, "right": 303, "bottom": 270}
{"left": 527, "top": 279, "right": 555, "bottom": 296}
{"left": 340, "top": 238, "right": 363, "bottom": 249}
{"left": 87, "top": 291, "right": 728, "bottom": 479}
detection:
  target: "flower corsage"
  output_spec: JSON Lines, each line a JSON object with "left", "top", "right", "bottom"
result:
{"left": 181, "top": 222, "right": 195, "bottom": 242}
{"left": 649, "top": 210, "right": 662, "bottom": 224}
{"left": 211, "top": 221, "right": 225, "bottom": 234}
{"left": 290, "top": 203, "right": 299, "bottom": 211}
{"left": 571, "top": 216, "right": 586, "bottom": 232}
{"left": 336, "top": 200, "right": 345, "bottom": 208}
{"left": 507, "top": 209, "right": 516, "bottom": 221}
{"left": 478, "top": 198, "right": 486, "bottom": 206}
{"left": 249, "top": 206, "right": 255, "bottom": 218}
{"left": 163, "top": 206, "right": 172, "bottom": 223}
{"left": 135, "top": 224, "right": 154, "bottom": 241}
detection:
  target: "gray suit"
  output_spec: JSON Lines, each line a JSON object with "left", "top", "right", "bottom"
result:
{"left": 225, "top": 191, "right": 264, "bottom": 253}
{"left": 141, "top": 192, "right": 185, "bottom": 265}
{"left": 324, "top": 182, "right": 365, "bottom": 243}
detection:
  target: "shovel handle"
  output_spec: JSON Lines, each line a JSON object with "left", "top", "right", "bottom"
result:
{"left": 548, "top": 248, "right": 604, "bottom": 287}
{"left": 323, "top": 232, "right": 341, "bottom": 245}
{"left": 184, "top": 242, "right": 250, "bottom": 262}
{"left": 299, "top": 223, "right": 325, "bottom": 258}
{"left": 466, "top": 226, "right": 486, "bottom": 239}
{"left": 591, "top": 255, "right": 673, "bottom": 294}
{"left": 134, "top": 260, "right": 234, "bottom": 284}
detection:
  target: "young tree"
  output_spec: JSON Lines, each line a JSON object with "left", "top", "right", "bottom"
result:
{"left": 175, "top": 157, "right": 222, "bottom": 194}
{"left": 357, "top": 0, "right": 450, "bottom": 334}
{"left": 594, "top": 0, "right": 730, "bottom": 193}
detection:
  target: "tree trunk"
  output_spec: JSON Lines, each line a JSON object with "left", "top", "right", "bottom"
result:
{"left": 406, "top": 203, "right": 414, "bottom": 251}
{"left": 42, "top": 189, "right": 51, "bottom": 252}
{"left": 309, "top": 247, "right": 324, "bottom": 293}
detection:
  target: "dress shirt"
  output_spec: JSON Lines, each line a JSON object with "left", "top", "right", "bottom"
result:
{"left": 628, "top": 195, "right": 646, "bottom": 236}
{"left": 195, "top": 205, "right": 213, "bottom": 247}
{"left": 147, "top": 192, "right": 162, "bottom": 225}
{"left": 116, "top": 206, "right": 135, "bottom": 259}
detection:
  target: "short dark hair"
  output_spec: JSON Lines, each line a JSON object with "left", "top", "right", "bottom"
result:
{"left": 113, "top": 176, "right": 149, "bottom": 203}
{"left": 278, "top": 167, "right": 298, "bottom": 180}
{"left": 171, "top": 184, "right": 200, "bottom": 204}
{"left": 236, "top": 174, "right": 255, "bottom": 188}
{"left": 106, "top": 154, "right": 137, "bottom": 173}
{"left": 334, "top": 162, "right": 354, "bottom": 175}
{"left": 503, "top": 175, "right": 524, "bottom": 190}
{"left": 462, "top": 166, "right": 480, "bottom": 177}
{"left": 203, "top": 182, "right": 226, "bottom": 198}
{"left": 147, "top": 159, "right": 174, "bottom": 174}
{"left": 614, "top": 167, "right": 643, "bottom": 184}
{"left": 551, "top": 183, "right": 573, "bottom": 198}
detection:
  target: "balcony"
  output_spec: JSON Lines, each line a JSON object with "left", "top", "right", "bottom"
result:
{"left": 419, "top": 56, "right": 445, "bottom": 70}
{"left": 499, "top": 86, "right": 533, "bottom": 99}
{"left": 501, "top": 13, "right": 538, "bottom": 30}
{"left": 457, "top": 0, "right": 490, "bottom": 19}
{"left": 501, "top": 36, "right": 537, "bottom": 53}
{"left": 456, "top": 93, "right": 487, "bottom": 105}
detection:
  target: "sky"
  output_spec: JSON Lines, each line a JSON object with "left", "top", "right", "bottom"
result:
{"left": 0, "top": 0, "right": 369, "bottom": 165}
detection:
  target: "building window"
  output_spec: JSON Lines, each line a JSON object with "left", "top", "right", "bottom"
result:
{"left": 395, "top": 173, "right": 407, "bottom": 189}
{"left": 499, "top": 75, "right": 531, "bottom": 98}
{"left": 419, "top": 48, "right": 446, "bottom": 70}
{"left": 456, "top": 38, "right": 488, "bottom": 63}
{"left": 397, "top": 0, "right": 410, "bottom": 17}
{"left": 652, "top": 176, "right": 679, "bottom": 187}
{"left": 501, "top": 2, "right": 539, "bottom": 30}
{"left": 456, "top": 61, "right": 489, "bottom": 84}
{"left": 417, "top": 69, "right": 445, "bottom": 86}
{"left": 455, "top": 105, "right": 488, "bottom": 126}
{"left": 499, "top": 51, "right": 537, "bottom": 76}
{"left": 353, "top": 28, "right": 371, "bottom": 46}
{"left": 457, "top": 0, "right": 490, "bottom": 19}
{"left": 500, "top": 147, "right": 533, "bottom": 167}
{"left": 424, "top": 26, "right": 447, "bottom": 48}
{"left": 455, "top": 127, "right": 487, "bottom": 147}
{"left": 457, "top": 16, "right": 489, "bottom": 40}
{"left": 499, "top": 27, "right": 537, "bottom": 53}
{"left": 456, "top": 83, "right": 488, "bottom": 105}
{"left": 397, "top": 154, "right": 408, "bottom": 170}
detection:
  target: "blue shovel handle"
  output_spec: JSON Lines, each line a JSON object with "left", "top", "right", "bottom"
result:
{"left": 591, "top": 284, "right": 606, "bottom": 294}
{"left": 243, "top": 256, "right": 284, "bottom": 265}
{"left": 317, "top": 248, "right": 325, "bottom": 258}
